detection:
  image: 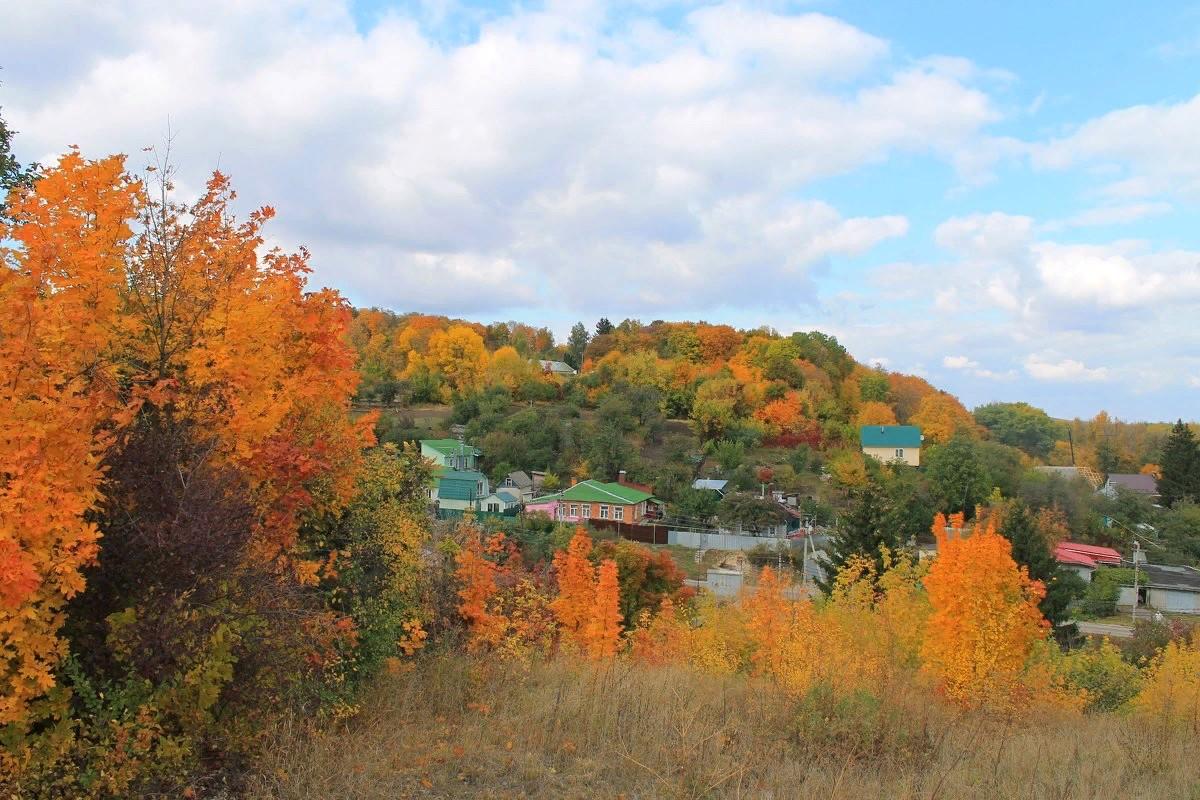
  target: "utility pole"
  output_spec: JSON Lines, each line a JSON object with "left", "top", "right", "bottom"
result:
{"left": 1131, "top": 540, "right": 1143, "bottom": 627}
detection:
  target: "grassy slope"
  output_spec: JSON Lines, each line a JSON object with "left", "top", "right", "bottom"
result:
{"left": 249, "top": 652, "right": 1199, "bottom": 800}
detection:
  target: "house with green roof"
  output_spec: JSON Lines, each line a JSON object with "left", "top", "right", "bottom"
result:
{"left": 525, "top": 477, "right": 662, "bottom": 524}
{"left": 421, "top": 438, "right": 480, "bottom": 471}
{"left": 860, "top": 425, "right": 923, "bottom": 466}
{"left": 430, "top": 469, "right": 520, "bottom": 519}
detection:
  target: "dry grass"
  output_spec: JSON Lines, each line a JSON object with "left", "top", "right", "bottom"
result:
{"left": 248, "top": 652, "right": 1200, "bottom": 800}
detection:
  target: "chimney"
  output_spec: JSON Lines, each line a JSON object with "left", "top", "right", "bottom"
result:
{"left": 570, "top": 477, "right": 579, "bottom": 487}
{"left": 618, "top": 470, "right": 627, "bottom": 485}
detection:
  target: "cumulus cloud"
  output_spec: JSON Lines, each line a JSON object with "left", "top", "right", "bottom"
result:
{"left": 1024, "top": 355, "right": 1110, "bottom": 382}
{"left": 1, "top": 0, "right": 1000, "bottom": 314}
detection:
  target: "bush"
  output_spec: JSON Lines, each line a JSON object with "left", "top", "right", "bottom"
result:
{"left": 1064, "top": 640, "right": 1142, "bottom": 711}
{"left": 1080, "top": 568, "right": 1134, "bottom": 619}
{"left": 791, "top": 683, "right": 937, "bottom": 767}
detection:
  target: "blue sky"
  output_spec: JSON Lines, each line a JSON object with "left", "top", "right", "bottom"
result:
{"left": 4, "top": 1, "right": 1200, "bottom": 420}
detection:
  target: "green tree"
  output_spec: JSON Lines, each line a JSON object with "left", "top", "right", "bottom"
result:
{"left": 816, "top": 484, "right": 903, "bottom": 594}
{"left": 565, "top": 322, "right": 590, "bottom": 370}
{"left": 999, "top": 502, "right": 1085, "bottom": 631}
{"left": 973, "top": 401, "right": 1059, "bottom": 459}
{"left": 1159, "top": 420, "right": 1200, "bottom": 508}
{"left": 595, "top": 317, "right": 615, "bottom": 336}
{"left": 711, "top": 439, "right": 746, "bottom": 473}
{"left": 924, "top": 433, "right": 992, "bottom": 519}
{"left": 717, "top": 492, "right": 786, "bottom": 534}
{"left": 858, "top": 370, "right": 890, "bottom": 403}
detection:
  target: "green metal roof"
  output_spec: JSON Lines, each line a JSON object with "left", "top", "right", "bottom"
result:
{"left": 421, "top": 438, "right": 481, "bottom": 456}
{"left": 860, "top": 425, "right": 922, "bottom": 448}
{"left": 542, "top": 479, "right": 655, "bottom": 505}
{"left": 437, "top": 470, "right": 487, "bottom": 501}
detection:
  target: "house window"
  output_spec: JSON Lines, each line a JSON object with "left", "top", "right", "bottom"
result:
{"left": 599, "top": 505, "right": 609, "bottom": 519}
{"left": 569, "top": 504, "right": 579, "bottom": 517}
{"left": 582, "top": 504, "right": 591, "bottom": 518}
{"left": 487, "top": 502, "right": 499, "bottom": 513}
{"left": 614, "top": 506, "right": 624, "bottom": 521}
{"left": 895, "top": 448, "right": 904, "bottom": 459}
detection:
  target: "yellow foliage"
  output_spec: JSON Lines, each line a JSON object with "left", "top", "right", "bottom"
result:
{"left": 1132, "top": 635, "right": 1200, "bottom": 731}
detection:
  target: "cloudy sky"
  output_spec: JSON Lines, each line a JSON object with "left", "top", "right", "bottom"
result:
{"left": 4, "top": 1, "right": 1200, "bottom": 420}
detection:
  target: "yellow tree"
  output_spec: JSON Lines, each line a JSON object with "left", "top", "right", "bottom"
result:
{"left": 486, "top": 345, "right": 533, "bottom": 393}
{"left": 585, "top": 559, "right": 622, "bottom": 659}
{"left": 427, "top": 324, "right": 488, "bottom": 398}
{"left": 855, "top": 400, "right": 898, "bottom": 427}
{"left": 911, "top": 392, "right": 976, "bottom": 444}
{"left": 921, "top": 513, "right": 1049, "bottom": 711}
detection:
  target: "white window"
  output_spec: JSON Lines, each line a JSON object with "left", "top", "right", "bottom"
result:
{"left": 614, "top": 506, "right": 624, "bottom": 521}
{"left": 599, "top": 505, "right": 609, "bottom": 519}
{"left": 582, "top": 504, "right": 591, "bottom": 518}
{"left": 487, "top": 502, "right": 499, "bottom": 513}
{"left": 895, "top": 448, "right": 904, "bottom": 459}
{"left": 569, "top": 504, "right": 579, "bottom": 517}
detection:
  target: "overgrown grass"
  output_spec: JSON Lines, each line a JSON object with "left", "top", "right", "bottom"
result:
{"left": 248, "top": 651, "right": 1200, "bottom": 799}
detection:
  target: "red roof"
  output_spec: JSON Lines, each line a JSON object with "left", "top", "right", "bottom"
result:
{"left": 1055, "top": 541, "right": 1122, "bottom": 568}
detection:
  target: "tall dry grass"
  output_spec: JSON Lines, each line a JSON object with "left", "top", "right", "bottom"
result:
{"left": 248, "top": 651, "right": 1200, "bottom": 800}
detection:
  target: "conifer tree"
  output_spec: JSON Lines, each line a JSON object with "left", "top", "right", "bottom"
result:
{"left": 816, "top": 484, "right": 902, "bottom": 594}
{"left": 999, "top": 502, "right": 1084, "bottom": 631}
{"left": 1159, "top": 420, "right": 1200, "bottom": 508}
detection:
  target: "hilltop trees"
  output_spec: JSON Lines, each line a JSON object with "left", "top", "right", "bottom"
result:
{"left": 975, "top": 402, "right": 1059, "bottom": 459}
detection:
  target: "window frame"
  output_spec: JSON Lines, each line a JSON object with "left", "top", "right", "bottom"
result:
{"left": 614, "top": 506, "right": 624, "bottom": 521}
{"left": 582, "top": 504, "right": 591, "bottom": 519}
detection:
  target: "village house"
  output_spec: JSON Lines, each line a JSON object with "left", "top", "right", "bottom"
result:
{"left": 1118, "top": 563, "right": 1200, "bottom": 614}
{"left": 538, "top": 359, "right": 577, "bottom": 377}
{"left": 860, "top": 425, "right": 922, "bottom": 467}
{"left": 420, "top": 438, "right": 481, "bottom": 471}
{"left": 1054, "top": 541, "right": 1123, "bottom": 582}
{"left": 1100, "top": 473, "right": 1159, "bottom": 503}
{"left": 525, "top": 473, "right": 662, "bottom": 524}
{"left": 500, "top": 470, "right": 544, "bottom": 502}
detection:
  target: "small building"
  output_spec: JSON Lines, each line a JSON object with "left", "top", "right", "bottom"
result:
{"left": 1117, "top": 563, "right": 1200, "bottom": 614}
{"left": 1054, "top": 541, "right": 1122, "bottom": 582}
{"left": 860, "top": 425, "right": 922, "bottom": 467}
{"left": 432, "top": 469, "right": 490, "bottom": 516}
{"left": 534, "top": 477, "right": 663, "bottom": 524}
{"left": 692, "top": 478, "right": 729, "bottom": 496}
{"left": 420, "top": 438, "right": 481, "bottom": 471}
{"left": 1100, "top": 473, "right": 1159, "bottom": 502}
{"left": 538, "top": 359, "right": 577, "bottom": 377}
{"left": 500, "top": 470, "right": 538, "bottom": 502}
{"left": 478, "top": 487, "right": 523, "bottom": 516}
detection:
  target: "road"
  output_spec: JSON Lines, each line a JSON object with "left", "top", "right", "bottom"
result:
{"left": 1075, "top": 621, "right": 1134, "bottom": 638}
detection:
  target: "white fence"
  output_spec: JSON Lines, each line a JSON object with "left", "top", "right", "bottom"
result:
{"left": 668, "top": 529, "right": 799, "bottom": 551}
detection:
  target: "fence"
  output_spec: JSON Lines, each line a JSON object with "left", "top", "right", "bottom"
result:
{"left": 667, "top": 529, "right": 800, "bottom": 551}
{"left": 586, "top": 518, "right": 671, "bottom": 544}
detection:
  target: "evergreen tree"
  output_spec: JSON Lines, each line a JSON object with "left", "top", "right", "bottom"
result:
{"left": 565, "top": 321, "right": 589, "bottom": 369}
{"left": 595, "top": 317, "right": 614, "bottom": 336}
{"left": 1159, "top": 420, "right": 1200, "bottom": 508}
{"left": 999, "top": 502, "right": 1084, "bottom": 631}
{"left": 816, "top": 484, "right": 903, "bottom": 594}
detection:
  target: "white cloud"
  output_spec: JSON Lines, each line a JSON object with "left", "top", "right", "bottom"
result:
{"left": 1024, "top": 355, "right": 1110, "bottom": 382}
{"left": 1039, "top": 201, "right": 1172, "bottom": 232}
{"left": 1033, "top": 93, "right": 1200, "bottom": 197}
{"left": 943, "top": 355, "right": 979, "bottom": 370}
{"left": 0, "top": 1, "right": 1001, "bottom": 314}
{"left": 1032, "top": 242, "right": 1200, "bottom": 308}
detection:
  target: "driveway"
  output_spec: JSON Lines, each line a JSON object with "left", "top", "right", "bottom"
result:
{"left": 1075, "top": 621, "right": 1134, "bottom": 638}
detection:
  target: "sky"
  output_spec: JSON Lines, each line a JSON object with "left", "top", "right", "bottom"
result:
{"left": 3, "top": 0, "right": 1200, "bottom": 421}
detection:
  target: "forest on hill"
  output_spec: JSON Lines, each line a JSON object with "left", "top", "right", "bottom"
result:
{"left": 4, "top": 135, "right": 1200, "bottom": 798}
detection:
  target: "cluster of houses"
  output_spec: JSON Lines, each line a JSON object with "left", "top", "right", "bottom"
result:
{"left": 420, "top": 438, "right": 664, "bottom": 525}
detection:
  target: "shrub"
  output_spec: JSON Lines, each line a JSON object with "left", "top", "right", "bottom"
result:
{"left": 1064, "top": 640, "right": 1142, "bottom": 711}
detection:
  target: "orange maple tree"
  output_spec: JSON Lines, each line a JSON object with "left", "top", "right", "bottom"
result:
{"left": 921, "top": 513, "right": 1049, "bottom": 711}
